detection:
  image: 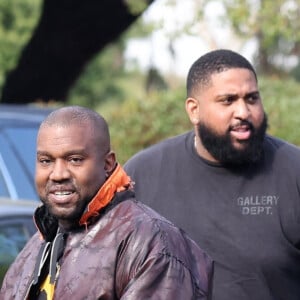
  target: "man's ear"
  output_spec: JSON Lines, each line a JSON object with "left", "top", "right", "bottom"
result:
{"left": 185, "top": 97, "right": 200, "bottom": 125}
{"left": 104, "top": 151, "right": 116, "bottom": 175}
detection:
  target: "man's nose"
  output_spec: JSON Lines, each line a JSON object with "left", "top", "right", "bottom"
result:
{"left": 49, "top": 160, "right": 70, "bottom": 181}
{"left": 234, "top": 99, "right": 250, "bottom": 120}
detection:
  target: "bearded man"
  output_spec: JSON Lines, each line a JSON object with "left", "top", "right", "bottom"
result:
{"left": 124, "top": 49, "right": 300, "bottom": 300}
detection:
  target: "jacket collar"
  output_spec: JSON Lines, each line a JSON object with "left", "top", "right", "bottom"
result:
{"left": 79, "top": 163, "right": 133, "bottom": 226}
{"left": 34, "top": 163, "right": 133, "bottom": 240}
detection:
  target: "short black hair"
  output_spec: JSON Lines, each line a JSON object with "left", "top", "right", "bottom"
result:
{"left": 40, "top": 105, "right": 111, "bottom": 153}
{"left": 186, "top": 49, "right": 257, "bottom": 97}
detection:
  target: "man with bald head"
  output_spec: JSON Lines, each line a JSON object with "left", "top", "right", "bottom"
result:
{"left": 1, "top": 106, "right": 212, "bottom": 299}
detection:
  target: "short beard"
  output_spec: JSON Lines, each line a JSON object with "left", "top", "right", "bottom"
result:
{"left": 40, "top": 196, "right": 87, "bottom": 222}
{"left": 39, "top": 188, "right": 90, "bottom": 224}
{"left": 197, "top": 114, "right": 268, "bottom": 166}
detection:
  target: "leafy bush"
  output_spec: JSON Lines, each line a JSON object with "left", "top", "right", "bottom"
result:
{"left": 98, "top": 88, "right": 190, "bottom": 164}
{"left": 259, "top": 77, "right": 300, "bottom": 145}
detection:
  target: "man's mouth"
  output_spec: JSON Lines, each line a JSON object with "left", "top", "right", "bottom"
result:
{"left": 230, "top": 125, "right": 251, "bottom": 140}
{"left": 48, "top": 187, "right": 76, "bottom": 204}
{"left": 54, "top": 191, "right": 73, "bottom": 196}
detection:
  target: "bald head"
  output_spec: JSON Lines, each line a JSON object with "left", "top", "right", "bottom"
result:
{"left": 40, "top": 106, "right": 111, "bottom": 154}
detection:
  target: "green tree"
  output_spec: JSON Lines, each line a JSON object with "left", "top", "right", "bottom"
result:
{"left": 0, "top": 0, "right": 41, "bottom": 90}
{"left": 146, "top": 0, "right": 300, "bottom": 76}
{"left": 67, "top": 3, "right": 165, "bottom": 108}
{"left": 206, "top": 0, "right": 300, "bottom": 74}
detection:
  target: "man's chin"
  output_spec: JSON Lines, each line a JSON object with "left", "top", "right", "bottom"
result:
{"left": 232, "top": 140, "right": 251, "bottom": 151}
{"left": 47, "top": 206, "right": 77, "bottom": 221}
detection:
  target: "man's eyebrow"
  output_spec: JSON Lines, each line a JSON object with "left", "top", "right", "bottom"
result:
{"left": 36, "top": 150, "right": 50, "bottom": 156}
{"left": 243, "top": 91, "right": 261, "bottom": 99}
{"left": 36, "top": 149, "right": 87, "bottom": 156}
{"left": 215, "top": 93, "right": 239, "bottom": 99}
{"left": 247, "top": 91, "right": 260, "bottom": 95}
{"left": 216, "top": 90, "right": 260, "bottom": 98}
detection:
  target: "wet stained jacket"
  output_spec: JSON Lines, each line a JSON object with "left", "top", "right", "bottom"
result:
{"left": 0, "top": 164, "right": 213, "bottom": 299}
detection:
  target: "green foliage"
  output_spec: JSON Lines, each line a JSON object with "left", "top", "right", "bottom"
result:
{"left": 259, "top": 76, "right": 300, "bottom": 143}
{"left": 98, "top": 88, "right": 190, "bottom": 164}
{"left": 0, "top": 0, "right": 41, "bottom": 89}
{"left": 67, "top": 35, "right": 170, "bottom": 108}
{"left": 67, "top": 42, "right": 128, "bottom": 108}
{"left": 290, "top": 63, "right": 300, "bottom": 82}
{"left": 208, "top": 0, "right": 300, "bottom": 73}
{"left": 125, "top": 0, "right": 150, "bottom": 15}
{"left": 68, "top": 39, "right": 151, "bottom": 107}
{"left": 1, "top": 1, "right": 299, "bottom": 167}
{"left": 97, "top": 76, "right": 300, "bottom": 165}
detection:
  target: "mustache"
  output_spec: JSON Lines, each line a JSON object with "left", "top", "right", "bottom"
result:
{"left": 46, "top": 182, "right": 76, "bottom": 194}
{"left": 229, "top": 120, "right": 254, "bottom": 131}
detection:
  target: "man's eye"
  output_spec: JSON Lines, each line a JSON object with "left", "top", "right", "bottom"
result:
{"left": 69, "top": 157, "right": 83, "bottom": 164}
{"left": 39, "top": 158, "right": 51, "bottom": 165}
{"left": 247, "top": 94, "right": 260, "bottom": 103}
{"left": 223, "top": 96, "right": 235, "bottom": 104}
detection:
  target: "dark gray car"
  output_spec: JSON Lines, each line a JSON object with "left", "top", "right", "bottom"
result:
{"left": 0, "top": 104, "right": 53, "bottom": 285}
{"left": 0, "top": 104, "right": 53, "bottom": 201}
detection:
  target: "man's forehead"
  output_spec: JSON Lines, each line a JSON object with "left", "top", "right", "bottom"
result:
{"left": 38, "top": 122, "right": 94, "bottom": 141}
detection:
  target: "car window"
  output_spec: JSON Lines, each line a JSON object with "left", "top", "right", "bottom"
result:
{"left": 0, "top": 169, "right": 9, "bottom": 198}
{"left": 5, "top": 127, "right": 38, "bottom": 179}
{"left": 0, "top": 126, "right": 39, "bottom": 200}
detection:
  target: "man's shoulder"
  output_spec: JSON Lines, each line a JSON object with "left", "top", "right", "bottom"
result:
{"left": 111, "top": 198, "right": 185, "bottom": 239}
{"left": 125, "top": 131, "right": 192, "bottom": 167}
{"left": 134, "top": 131, "right": 191, "bottom": 155}
{"left": 112, "top": 198, "right": 172, "bottom": 225}
{"left": 113, "top": 198, "right": 211, "bottom": 259}
{"left": 266, "top": 135, "right": 300, "bottom": 157}
{"left": 106, "top": 198, "right": 212, "bottom": 295}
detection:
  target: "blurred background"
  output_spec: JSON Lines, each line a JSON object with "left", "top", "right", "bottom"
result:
{"left": 1, "top": 0, "right": 300, "bottom": 163}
